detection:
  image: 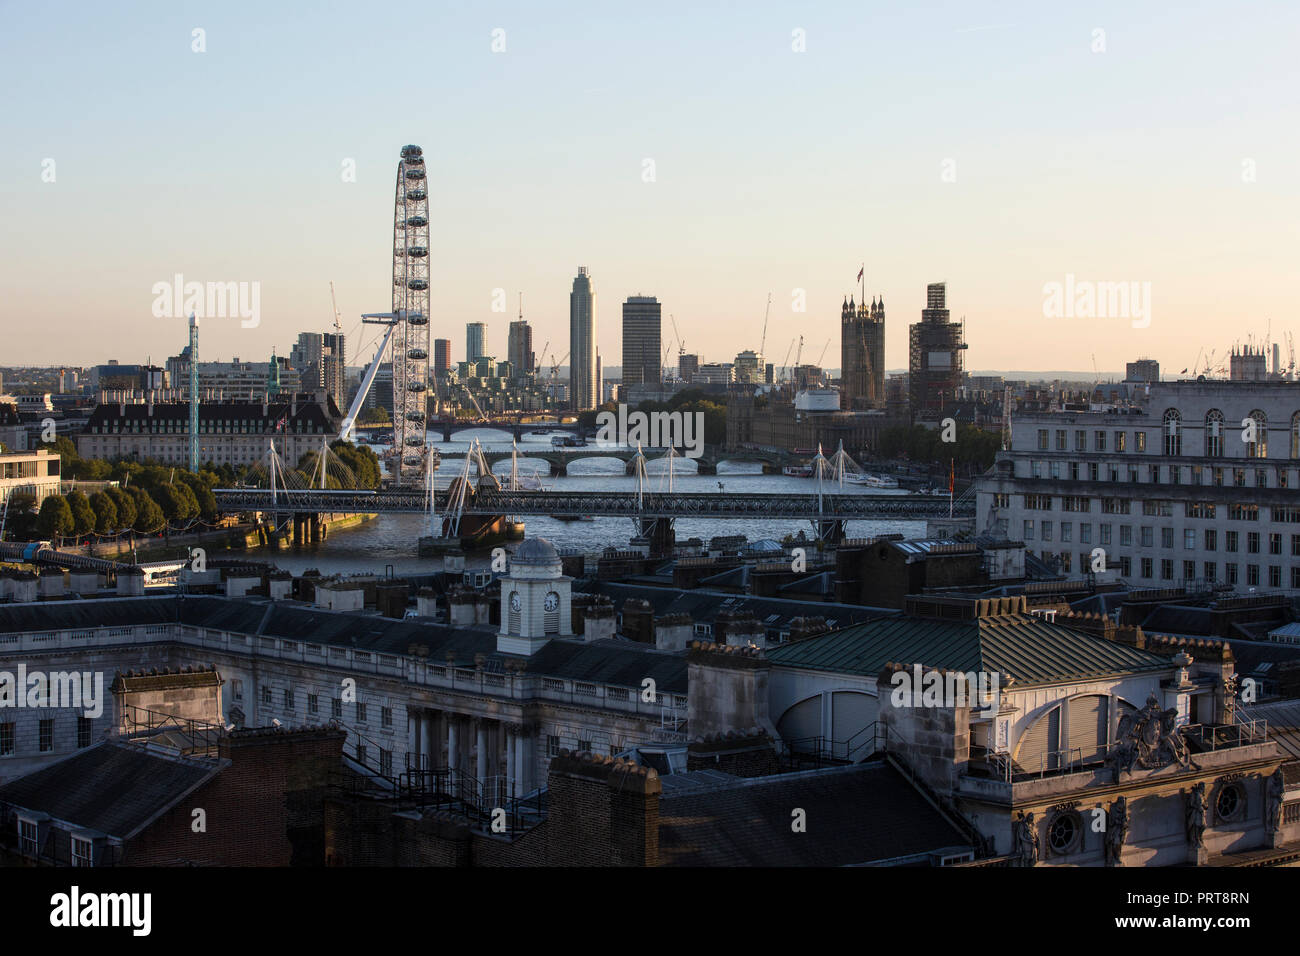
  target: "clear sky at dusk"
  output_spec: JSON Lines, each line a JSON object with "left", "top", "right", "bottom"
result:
{"left": 1, "top": 0, "right": 1297, "bottom": 375}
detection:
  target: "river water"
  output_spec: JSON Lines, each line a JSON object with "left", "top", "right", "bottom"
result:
{"left": 240, "top": 428, "right": 929, "bottom": 576}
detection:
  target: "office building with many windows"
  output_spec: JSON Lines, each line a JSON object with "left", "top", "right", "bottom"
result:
{"left": 976, "top": 380, "right": 1300, "bottom": 591}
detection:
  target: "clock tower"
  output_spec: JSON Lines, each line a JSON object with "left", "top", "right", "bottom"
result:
{"left": 497, "top": 537, "right": 572, "bottom": 656}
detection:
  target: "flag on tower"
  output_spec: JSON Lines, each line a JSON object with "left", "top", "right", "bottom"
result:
{"left": 857, "top": 266, "right": 864, "bottom": 282}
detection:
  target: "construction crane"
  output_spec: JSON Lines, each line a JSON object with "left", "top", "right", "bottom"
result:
{"left": 669, "top": 314, "right": 685, "bottom": 359}
{"left": 793, "top": 335, "right": 804, "bottom": 368}
{"left": 759, "top": 293, "right": 771, "bottom": 359}
{"left": 817, "top": 338, "right": 831, "bottom": 367}
{"left": 329, "top": 281, "right": 344, "bottom": 334}
{"left": 780, "top": 337, "right": 795, "bottom": 383}
{"left": 1287, "top": 332, "right": 1297, "bottom": 379}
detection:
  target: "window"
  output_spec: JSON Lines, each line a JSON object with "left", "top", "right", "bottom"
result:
{"left": 1205, "top": 409, "right": 1225, "bottom": 457}
{"left": 1270, "top": 534, "right": 1283, "bottom": 555}
{"left": 993, "top": 493, "right": 1010, "bottom": 508}
{"left": 1115, "top": 431, "right": 1126, "bottom": 453}
{"left": 1231, "top": 504, "right": 1259, "bottom": 521}
{"left": 1095, "top": 431, "right": 1107, "bottom": 452}
{"left": 1184, "top": 529, "right": 1196, "bottom": 550}
{"left": 1270, "top": 566, "right": 1282, "bottom": 588}
{"left": 1183, "top": 560, "right": 1196, "bottom": 581}
{"left": 1037, "top": 429, "right": 1049, "bottom": 451}
{"left": 71, "top": 836, "right": 93, "bottom": 867}
{"left": 1245, "top": 410, "right": 1267, "bottom": 458}
{"left": 1276, "top": 507, "right": 1300, "bottom": 524}
{"left": 1140, "top": 557, "right": 1153, "bottom": 579}
{"left": 39, "top": 718, "right": 53, "bottom": 752}
{"left": 332, "top": 698, "right": 342, "bottom": 718}
{"left": 1292, "top": 411, "right": 1300, "bottom": 459}
{"left": 1061, "top": 523, "right": 1072, "bottom": 543}
{"left": 1023, "top": 520, "right": 1034, "bottom": 540}
{"left": 1024, "top": 494, "right": 1053, "bottom": 510}
{"left": 356, "top": 703, "right": 367, "bottom": 722}
{"left": 1075, "top": 430, "right": 1087, "bottom": 453}
{"left": 1061, "top": 496, "right": 1089, "bottom": 513}
{"left": 1163, "top": 409, "right": 1182, "bottom": 456}
{"left": 382, "top": 707, "right": 393, "bottom": 728}
{"left": 308, "top": 694, "right": 318, "bottom": 715}
{"left": 1080, "top": 524, "right": 1091, "bottom": 544}
{"left": 1161, "top": 559, "right": 1174, "bottom": 580}
{"left": 1186, "top": 502, "right": 1216, "bottom": 519}
{"left": 1142, "top": 500, "right": 1173, "bottom": 517}
{"left": 231, "top": 679, "right": 243, "bottom": 701}
{"left": 1101, "top": 498, "right": 1130, "bottom": 515}
{"left": 1100, "top": 525, "right": 1112, "bottom": 546}
{"left": 1140, "top": 526, "right": 1153, "bottom": 547}
{"left": 1226, "top": 531, "right": 1238, "bottom": 552}
{"left": 380, "top": 749, "right": 393, "bottom": 776}
{"left": 1136, "top": 432, "right": 1146, "bottom": 453}
{"left": 0, "top": 722, "right": 13, "bottom": 756}
{"left": 1234, "top": 468, "right": 1247, "bottom": 488}
{"left": 283, "top": 689, "right": 294, "bottom": 711}
{"left": 547, "top": 734, "right": 561, "bottom": 756}
{"left": 1257, "top": 468, "right": 1268, "bottom": 489}
{"left": 1227, "top": 563, "right": 1238, "bottom": 585}
{"left": 1120, "top": 525, "right": 1131, "bottom": 547}
{"left": 1248, "top": 532, "right": 1260, "bottom": 554}
{"left": 77, "top": 716, "right": 92, "bottom": 748}
{"left": 262, "top": 685, "right": 272, "bottom": 706}
{"left": 1161, "top": 528, "right": 1174, "bottom": 549}
{"left": 1204, "top": 562, "right": 1216, "bottom": 581}
{"left": 1089, "top": 462, "right": 1100, "bottom": 481}
{"left": 1293, "top": 534, "right": 1300, "bottom": 557}
{"left": 1247, "top": 565, "right": 1260, "bottom": 587}
{"left": 19, "top": 819, "right": 38, "bottom": 857}
{"left": 1056, "top": 429, "right": 1067, "bottom": 451}
{"left": 1205, "top": 529, "right": 1217, "bottom": 551}
{"left": 1042, "top": 521, "right": 1053, "bottom": 542}
{"left": 356, "top": 743, "right": 367, "bottom": 765}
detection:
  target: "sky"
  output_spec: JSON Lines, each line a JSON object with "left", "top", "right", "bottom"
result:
{"left": 1, "top": 0, "right": 1297, "bottom": 377}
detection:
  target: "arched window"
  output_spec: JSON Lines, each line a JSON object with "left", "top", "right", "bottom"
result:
{"left": 1162, "top": 409, "right": 1182, "bottom": 456}
{"left": 1205, "top": 409, "right": 1225, "bottom": 458}
{"left": 1245, "top": 409, "right": 1267, "bottom": 459}
{"left": 1291, "top": 412, "right": 1300, "bottom": 459}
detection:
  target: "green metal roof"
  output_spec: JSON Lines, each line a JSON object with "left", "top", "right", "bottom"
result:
{"left": 766, "top": 613, "right": 1172, "bottom": 686}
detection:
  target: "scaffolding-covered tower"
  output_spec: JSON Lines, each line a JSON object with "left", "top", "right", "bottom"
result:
{"left": 908, "top": 282, "right": 967, "bottom": 423}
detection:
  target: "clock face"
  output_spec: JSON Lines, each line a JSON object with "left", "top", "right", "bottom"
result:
{"left": 544, "top": 591, "right": 559, "bottom": 613}
{"left": 509, "top": 592, "right": 521, "bottom": 613}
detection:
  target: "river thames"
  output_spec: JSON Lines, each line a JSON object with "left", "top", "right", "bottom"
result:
{"left": 242, "top": 428, "right": 930, "bottom": 575}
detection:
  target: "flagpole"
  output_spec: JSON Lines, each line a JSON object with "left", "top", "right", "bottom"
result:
{"left": 949, "top": 457, "right": 954, "bottom": 519}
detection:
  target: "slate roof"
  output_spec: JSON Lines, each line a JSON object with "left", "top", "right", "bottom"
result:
{"left": 574, "top": 581, "right": 893, "bottom": 630}
{"left": 657, "top": 762, "right": 972, "bottom": 866}
{"left": 0, "top": 741, "right": 222, "bottom": 839}
{"left": 1243, "top": 700, "right": 1300, "bottom": 762}
{"left": 0, "top": 595, "right": 688, "bottom": 693}
{"left": 766, "top": 611, "right": 1171, "bottom": 686}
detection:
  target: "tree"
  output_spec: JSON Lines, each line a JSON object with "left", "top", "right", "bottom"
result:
{"left": 360, "top": 405, "right": 390, "bottom": 424}
{"left": 36, "top": 495, "right": 73, "bottom": 542}
{"left": 105, "top": 486, "right": 136, "bottom": 531}
{"left": 330, "top": 440, "right": 381, "bottom": 489}
{"left": 89, "top": 491, "right": 118, "bottom": 535}
{"left": 177, "top": 472, "right": 217, "bottom": 518}
{"left": 38, "top": 435, "right": 80, "bottom": 468}
{"left": 65, "top": 490, "right": 96, "bottom": 538}
{"left": 129, "top": 488, "right": 165, "bottom": 535}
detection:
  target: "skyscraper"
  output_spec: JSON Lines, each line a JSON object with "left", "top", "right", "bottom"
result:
{"left": 466, "top": 322, "right": 487, "bottom": 363}
{"left": 322, "top": 332, "right": 346, "bottom": 408}
{"left": 569, "top": 267, "right": 596, "bottom": 411}
{"left": 908, "top": 282, "right": 967, "bottom": 420}
{"left": 621, "top": 296, "right": 661, "bottom": 389}
{"left": 841, "top": 295, "right": 886, "bottom": 410}
{"left": 433, "top": 339, "right": 452, "bottom": 376}
{"left": 508, "top": 317, "right": 535, "bottom": 378}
